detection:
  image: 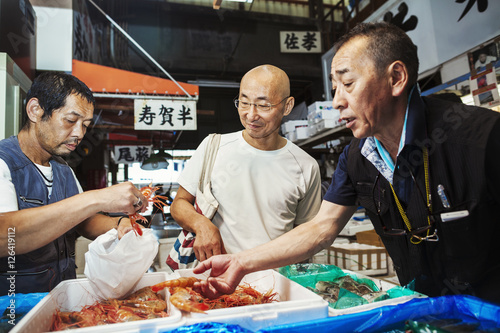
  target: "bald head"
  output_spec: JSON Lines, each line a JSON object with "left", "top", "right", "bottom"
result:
{"left": 241, "top": 65, "right": 290, "bottom": 100}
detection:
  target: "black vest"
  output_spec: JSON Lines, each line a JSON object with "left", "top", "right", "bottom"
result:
{"left": 347, "top": 97, "right": 500, "bottom": 303}
{"left": 0, "top": 136, "right": 80, "bottom": 295}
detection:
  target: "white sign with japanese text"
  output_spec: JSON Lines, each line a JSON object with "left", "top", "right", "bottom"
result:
{"left": 134, "top": 99, "right": 197, "bottom": 130}
{"left": 280, "top": 31, "right": 322, "bottom": 53}
{"left": 113, "top": 145, "right": 153, "bottom": 164}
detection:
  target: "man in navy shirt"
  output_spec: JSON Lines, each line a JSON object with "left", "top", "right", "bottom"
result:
{"left": 191, "top": 22, "right": 500, "bottom": 304}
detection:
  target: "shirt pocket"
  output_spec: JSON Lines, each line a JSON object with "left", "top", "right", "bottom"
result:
{"left": 18, "top": 195, "right": 45, "bottom": 209}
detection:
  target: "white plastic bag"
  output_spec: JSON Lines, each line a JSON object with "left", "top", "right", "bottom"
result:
{"left": 84, "top": 228, "right": 159, "bottom": 299}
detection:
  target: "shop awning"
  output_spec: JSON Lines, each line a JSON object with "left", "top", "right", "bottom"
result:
{"left": 71, "top": 60, "right": 199, "bottom": 98}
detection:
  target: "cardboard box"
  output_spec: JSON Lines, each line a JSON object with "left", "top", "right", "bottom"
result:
{"left": 174, "top": 269, "right": 329, "bottom": 331}
{"left": 328, "top": 243, "right": 388, "bottom": 276}
{"left": 11, "top": 272, "right": 184, "bottom": 333}
{"left": 356, "top": 229, "right": 384, "bottom": 247}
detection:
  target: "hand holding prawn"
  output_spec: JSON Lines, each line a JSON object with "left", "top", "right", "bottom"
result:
{"left": 128, "top": 183, "right": 169, "bottom": 236}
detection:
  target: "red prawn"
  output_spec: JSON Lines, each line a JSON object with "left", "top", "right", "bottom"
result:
{"left": 128, "top": 184, "right": 169, "bottom": 236}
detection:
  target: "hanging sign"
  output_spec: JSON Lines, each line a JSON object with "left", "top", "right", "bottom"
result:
{"left": 470, "top": 65, "right": 500, "bottom": 108}
{"left": 113, "top": 145, "right": 152, "bottom": 164}
{"left": 134, "top": 99, "right": 197, "bottom": 130}
{"left": 280, "top": 31, "right": 322, "bottom": 53}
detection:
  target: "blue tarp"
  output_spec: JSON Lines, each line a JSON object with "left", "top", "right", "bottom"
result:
{"left": 258, "top": 295, "right": 500, "bottom": 333}
{"left": 0, "top": 293, "right": 48, "bottom": 333}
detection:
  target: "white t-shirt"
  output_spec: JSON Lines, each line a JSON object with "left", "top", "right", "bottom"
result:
{"left": 177, "top": 131, "right": 321, "bottom": 254}
{"left": 0, "top": 158, "right": 83, "bottom": 213}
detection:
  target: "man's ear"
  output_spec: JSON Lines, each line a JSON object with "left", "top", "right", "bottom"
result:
{"left": 283, "top": 96, "right": 295, "bottom": 116}
{"left": 389, "top": 61, "right": 408, "bottom": 97}
{"left": 25, "top": 98, "right": 43, "bottom": 123}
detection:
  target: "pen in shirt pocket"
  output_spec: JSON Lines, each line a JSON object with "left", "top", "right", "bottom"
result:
{"left": 437, "top": 184, "right": 469, "bottom": 222}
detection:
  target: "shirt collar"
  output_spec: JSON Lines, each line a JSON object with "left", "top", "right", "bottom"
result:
{"left": 360, "top": 84, "right": 427, "bottom": 183}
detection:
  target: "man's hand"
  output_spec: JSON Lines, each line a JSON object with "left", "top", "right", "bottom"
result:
{"left": 115, "top": 217, "right": 143, "bottom": 239}
{"left": 192, "top": 254, "right": 246, "bottom": 299}
{"left": 193, "top": 220, "right": 226, "bottom": 261}
{"left": 94, "top": 182, "right": 148, "bottom": 215}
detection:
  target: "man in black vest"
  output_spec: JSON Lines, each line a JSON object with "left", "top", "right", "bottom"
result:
{"left": 192, "top": 22, "right": 500, "bottom": 305}
{"left": 0, "top": 72, "right": 148, "bottom": 294}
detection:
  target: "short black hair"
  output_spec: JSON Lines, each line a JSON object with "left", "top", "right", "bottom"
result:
{"left": 333, "top": 22, "right": 419, "bottom": 92}
{"left": 24, "top": 72, "right": 95, "bottom": 128}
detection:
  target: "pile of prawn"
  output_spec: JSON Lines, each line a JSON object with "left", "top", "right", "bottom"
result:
{"left": 152, "top": 277, "right": 278, "bottom": 313}
{"left": 50, "top": 286, "right": 168, "bottom": 331}
{"left": 50, "top": 277, "right": 277, "bottom": 330}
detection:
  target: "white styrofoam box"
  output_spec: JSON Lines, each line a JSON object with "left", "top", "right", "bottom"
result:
{"left": 281, "top": 120, "right": 308, "bottom": 134}
{"left": 158, "top": 238, "right": 176, "bottom": 268}
{"left": 316, "top": 118, "right": 345, "bottom": 133}
{"left": 307, "top": 124, "right": 317, "bottom": 137}
{"left": 171, "top": 269, "right": 329, "bottom": 331}
{"left": 338, "top": 217, "right": 373, "bottom": 236}
{"left": 308, "top": 109, "right": 341, "bottom": 124}
{"left": 11, "top": 272, "right": 184, "bottom": 333}
{"left": 285, "top": 131, "right": 296, "bottom": 142}
{"left": 307, "top": 101, "right": 334, "bottom": 115}
{"left": 75, "top": 236, "right": 92, "bottom": 276}
{"left": 295, "top": 126, "right": 309, "bottom": 140}
{"left": 317, "top": 108, "right": 340, "bottom": 120}
{"left": 312, "top": 249, "right": 329, "bottom": 264}
{"left": 328, "top": 243, "right": 388, "bottom": 276}
{"left": 328, "top": 270, "right": 426, "bottom": 316}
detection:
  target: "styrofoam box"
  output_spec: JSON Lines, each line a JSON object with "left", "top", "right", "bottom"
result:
{"left": 307, "top": 101, "right": 334, "bottom": 115}
{"left": 158, "top": 237, "right": 176, "bottom": 269}
{"left": 295, "top": 126, "right": 309, "bottom": 140}
{"left": 338, "top": 218, "right": 374, "bottom": 236}
{"left": 285, "top": 130, "right": 296, "bottom": 142}
{"left": 172, "top": 269, "right": 329, "bottom": 331}
{"left": 281, "top": 120, "right": 308, "bottom": 134}
{"left": 316, "top": 118, "right": 344, "bottom": 133}
{"left": 11, "top": 272, "right": 184, "bottom": 333}
{"left": 308, "top": 109, "right": 340, "bottom": 124}
{"left": 328, "top": 270, "right": 426, "bottom": 316}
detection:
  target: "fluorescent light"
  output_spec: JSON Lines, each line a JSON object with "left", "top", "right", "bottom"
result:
{"left": 187, "top": 79, "right": 240, "bottom": 88}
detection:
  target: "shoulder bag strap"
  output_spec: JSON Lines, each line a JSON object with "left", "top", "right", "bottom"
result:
{"left": 199, "top": 133, "right": 221, "bottom": 191}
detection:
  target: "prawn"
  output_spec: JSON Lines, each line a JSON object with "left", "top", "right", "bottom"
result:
{"left": 169, "top": 287, "right": 209, "bottom": 313}
{"left": 128, "top": 183, "right": 169, "bottom": 236}
{"left": 151, "top": 277, "right": 200, "bottom": 293}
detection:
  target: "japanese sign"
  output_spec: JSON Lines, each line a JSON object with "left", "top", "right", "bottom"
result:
{"left": 280, "top": 31, "right": 322, "bottom": 53}
{"left": 113, "top": 145, "right": 153, "bottom": 164}
{"left": 134, "top": 99, "right": 197, "bottom": 130}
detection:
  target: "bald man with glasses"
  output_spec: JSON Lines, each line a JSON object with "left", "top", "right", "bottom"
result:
{"left": 169, "top": 65, "right": 321, "bottom": 268}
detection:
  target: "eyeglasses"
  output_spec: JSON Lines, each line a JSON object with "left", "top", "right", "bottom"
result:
{"left": 372, "top": 172, "right": 439, "bottom": 243}
{"left": 234, "top": 96, "right": 290, "bottom": 112}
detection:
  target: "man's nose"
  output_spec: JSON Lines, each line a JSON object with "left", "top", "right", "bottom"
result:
{"left": 73, "top": 124, "right": 86, "bottom": 139}
{"left": 247, "top": 104, "right": 259, "bottom": 119}
{"left": 332, "top": 89, "right": 346, "bottom": 111}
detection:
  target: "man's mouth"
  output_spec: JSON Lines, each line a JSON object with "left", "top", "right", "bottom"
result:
{"left": 341, "top": 117, "right": 355, "bottom": 126}
{"left": 65, "top": 141, "right": 78, "bottom": 151}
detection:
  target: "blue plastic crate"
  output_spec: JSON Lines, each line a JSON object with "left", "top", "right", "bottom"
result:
{"left": 258, "top": 295, "right": 500, "bottom": 333}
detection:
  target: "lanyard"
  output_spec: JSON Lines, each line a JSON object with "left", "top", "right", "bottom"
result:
{"left": 388, "top": 147, "right": 432, "bottom": 244}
